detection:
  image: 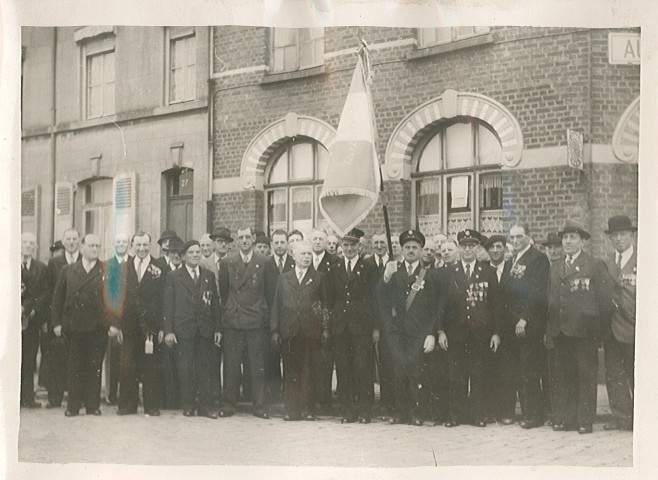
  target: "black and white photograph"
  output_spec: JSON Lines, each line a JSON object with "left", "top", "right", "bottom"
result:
{"left": 4, "top": 1, "right": 658, "bottom": 479}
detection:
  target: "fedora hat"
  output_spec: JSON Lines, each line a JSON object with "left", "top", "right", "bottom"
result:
{"left": 157, "top": 230, "right": 178, "bottom": 246}
{"left": 210, "top": 227, "right": 233, "bottom": 243}
{"left": 541, "top": 232, "right": 562, "bottom": 247}
{"left": 604, "top": 215, "right": 637, "bottom": 234}
{"left": 559, "top": 220, "right": 590, "bottom": 240}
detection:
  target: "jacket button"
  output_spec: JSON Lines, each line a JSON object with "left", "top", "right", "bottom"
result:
{"left": 346, "top": 300, "right": 350, "bottom": 304}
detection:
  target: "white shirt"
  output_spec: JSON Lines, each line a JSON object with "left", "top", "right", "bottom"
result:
{"left": 82, "top": 258, "right": 97, "bottom": 273}
{"left": 66, "top": 251, "right": 79, "bottom": 265}
{"left": 374, "top": 253, "right": 389, "bottom": 267}
{"left": 313, "top": 252, "right": 325, "bottom": 270}
{"left": 115, "top": 254, "right": 128, "bottom": 264}
{"left": 461, "top": 260, "right": 476, "bottom": 275}
{"left": 566, "top": 250, "right": 582, "bottom": 265}
{"left": 22, "top": 257, "right": 32, "bottom": 269}
{"left": 616, "top": 246, "right": 634, "bottom": 270}
{"left": 513, "top": 244, "right": 531, "bottom": 265}
{"left": 404, "top": 260, "right": 419, "bottom": 275}
{"left": 491, "top": 261, "right": 504, "bottom": 282}
{"left": 295, "top": 267, "right": 308, "bottom": 283}
{"left": 186, "top": 265, "right": 200, "bottom": 279}
{"left": 345, "top": 255, "right": 359, "bottom": 273}
{"left": 240, "top": 251, "right": 253, "bottom": 264}
{"left": 134, "top": 255, "right": 151, "bottom": 278}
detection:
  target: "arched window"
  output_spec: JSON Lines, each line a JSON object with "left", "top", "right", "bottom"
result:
{"left": 413, "top": 117, "right": 504, "bottom": 236}
{"left": 265, "top": 138, "right": 330, "bottom": 234}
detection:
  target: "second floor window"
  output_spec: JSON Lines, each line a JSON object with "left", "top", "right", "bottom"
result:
{"left": 418, "top": 27, "right": 490, "bottom": 48}
{"left": 86, "top": 49, "right": 115, "bottom": 118}
{"left": 169, "top": 32, "right": 196, "bottom": 103}
{"left": 271, "top": 28, "right": 324, "bottom": 73}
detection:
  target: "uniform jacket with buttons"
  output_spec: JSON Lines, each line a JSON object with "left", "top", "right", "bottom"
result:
{"left": 326, "top": 256, "right": 377, "bottom": 336}
{"left": 377, "top": 262, "right": 445, "bottom": 339}
{"left": 311, "top": 251, "right": 340, "bottom": 273}
{"left": 162, "top": 265, "right": 221, "bottom": 339}
{"left": 547, "top": 250, "right": 613, "bottom": 340}
{"left": 270, "top": 268, "right": 329, "bottom": 340}
{"left": 439, "top": 261, "right": 498, "bottom": 343}
{"left": 605, "top": 248, "right": 636, "bottom": 345}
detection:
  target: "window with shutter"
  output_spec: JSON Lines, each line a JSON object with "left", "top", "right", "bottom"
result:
{"left": 112, "top": 172, "right": 137, "bottom": 241}
{"left": 54, "top": 181, "right": 74, "bottom": 240}
{"left": 21, "top": 186, "right": 40, "bottom": 238}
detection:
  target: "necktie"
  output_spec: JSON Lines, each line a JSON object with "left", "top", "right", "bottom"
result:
{"left": 216, "top": 259, "right": 221, "bottom": 273}
{"left": 616, "top": 253, "right": 622, "bottom": 270}
{"left": 278, "top": 257, "right": 284, "bottom": 273}
{"left": 512, "top": 253, "right": 519, "bottom": 265}
{"left": 297, "top": 269, "right": 304, "bottom": 284}
{"left": 22, "top": 260, "right": 28, "bottom": 270}
{"left": 192, "top": 268, "right": 198, "bottom": 285}
{"left": 465, "top": 263, "right": 471, "bottom": 278}
{"left": 566, "top": 256, "right": 573, "bottom": 268}
{"left": 407, "top": 263, "right": 413, "bottom": 277}
{"left": 137, "top": 258, "right": 144, "bottom": 282}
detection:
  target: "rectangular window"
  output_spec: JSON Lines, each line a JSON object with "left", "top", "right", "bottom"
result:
{"left": 169, "top": 32, "right": 196, "bottom": 104}
{"left": 86, "top": 49, "right": 115, "bottom": 118}
{"left": 418, "top": 26, "right": 490, "bottom": 48}
{"left": 271, "top": 28, "right": 324, "bottom": 73}
{"left": 479, "top": 173, "right": 502, "bottom": 210}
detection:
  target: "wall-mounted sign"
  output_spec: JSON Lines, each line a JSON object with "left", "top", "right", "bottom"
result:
{"left": 609, "top": 32, "right": 640, "bottom": 65}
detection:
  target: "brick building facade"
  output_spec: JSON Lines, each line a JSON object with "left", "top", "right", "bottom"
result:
{"left": 210, "top": 26, "right": 639, "bottom": 258}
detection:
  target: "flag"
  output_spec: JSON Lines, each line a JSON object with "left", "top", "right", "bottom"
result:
{"left": 319, "top": 54, "right": 380, "bottom": 236}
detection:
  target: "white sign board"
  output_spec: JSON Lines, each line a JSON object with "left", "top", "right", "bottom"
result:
{"left": 608, "top": 32, "right": 641, "bottom": 65}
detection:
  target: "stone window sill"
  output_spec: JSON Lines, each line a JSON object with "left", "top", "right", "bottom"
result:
{"left": 406, "top": 33, "right": 494, "bottom": 60}
{"left": 260, "top": 65, "right": 325, "bottom": 84}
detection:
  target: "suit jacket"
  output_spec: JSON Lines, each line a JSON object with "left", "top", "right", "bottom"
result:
{"left": 439, "top": 261, "right": 498, "bottom": 343}
{"left": 51, "top": 260, "right": 108, "bottom": 332}
{"left": 312, "top": 251, "right": 340, "bottom": 273}
{"left": 200, "top": 253, "right": 227, "bottom": 296}
{"left": 163, "top": 265, "right": 221, "bottom": 339}
{"left": 126, "top": 256, "right": 165, "bottom": 336}
{"left": 45, "top": 253, "right": 81, "bottom": 323}
{"left": 364, "top": 254, "right": 388, "bottom": 278}
{"left": 498, "top": 246, "right": 549, "bottom": 341}
{"left": 377, "top": 262, "right": 444, "bottom": 339}
{"left": 21, "top": 258, "right": 49, "bottom": 326}
{"left": 326, "top": 256, "right": 377, "bottom": 336}
{"left": 104, "top": 255, "right": 132, "bottom": 327}
{"left": 218, "top": 252, "right": 274, "bottom": 330}
{"left": 605, "top": 248, "right": 637, "bottom": 345}
{"left": 270, "top": 268, "right": 329, "bottom": 340}
{"left": 547, "top": 251, "right": 614, "bottom": 340}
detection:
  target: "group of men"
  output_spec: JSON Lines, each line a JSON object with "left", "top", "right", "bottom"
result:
{"left": 20, "top": 214, "right": 636, "bottom": 434}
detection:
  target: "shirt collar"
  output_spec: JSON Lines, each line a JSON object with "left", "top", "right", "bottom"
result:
{"left": 376, "top": 253, "right": 389, "bottom": 265}
{"left": 135, "top": 255, "right": 151, "bottom": 268}
{"left": 461, "top": 259, "right": 476, "bottom": 271}
{"left": 275, "top": 253, "right": 287, "bottom": 263}
{"left": 566, "top": 250, "right": 582, "bottom": 263}
{"left": 240, "top": 250, "right": 253, "bottom": 263}
{"left": 313, "top": 251, "right": 325, "bottom": 262}
{"left": 116, "top": 254, "right": 128, "bottom": 264}
{"left": 295, "top": 266, "right": 308, "bottom": 276}
{"left": 618, "top": 246, "right": 634, "bottom": 267}
{"left": 82, "top": 258, "right": 97, "bottom": 272}
{"left": 186, "top": 264, "right": 199, "bottom": 277}
{"left": 405, "top": 260, "right": 419, "bottom": 272}
{"left": 345, "top": 255, "right": 359, "bottom": 267}
{"left": 491, "top": 261, "right": 504, "bottom": 272}
{"left": 66, "top": 251, "right": 79, "bottom": 264}
{"left": 22, "top": 257, "right": 32, "bottom": 269}
{"left": 514, "top": 244, "right": 531, "bottom": 262}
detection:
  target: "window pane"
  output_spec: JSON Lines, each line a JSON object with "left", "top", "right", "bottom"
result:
{"left": 418, "top": 133, "right": 442, "bottom": 172}
{"left": 475, "top": 26, "right": 491, "bottom": 34}
{"left": 299, "top": 28, "right": 323, "bottom": 67}
{"left": 268, "top": 150, "right": 289, "bottom": 184}
{"left": 445, "top": 122, "right": 473, "bottom": 169}
{"left": 104, "top": 51, "right": 115, "bottom": 82}
{"left": 284, "top": 45, "right": 298, "bottom": 71}
{"left": 479, "top": 173, "right": 502, "bottom": 210}
{"left": 104, "top": 80, "right": 115, "bottom": 115}
{"left": 416, "top": 178, "right": 441, "bottom": 216}
{"left": 419, "top": 28, "right": 452, "bottom": 47}
{"left": 268, "top": 189, "right": 287, "bottom": 230}
{"left": 456, "top": 27, "right": 476, "bottom": 39}
{"left": 88, "top": 55, "right": 102, "bottom": 86}
{"left": 186, "top": 36, "right": 196, "bottom": 67}
{"left": 291, "top": 187, "right": 313, "bottom": 232}
{"left": 447, "top": 175, "right": 471, "bottom": 211}
{"left": 290, "top": 142, "right": 313, "bottom": 180}
{"left": 88, "top": 85, "right": 100, "bottom": 117}
{"left": 314, "top": 185, "right": 325, "bottom": 221}
{"left": 274, "top": 28, "right": 296, "bottom": 47}
{"left": 317, "top": 144, "right": 330, "bottom": 179}
{"left": 478, "top": 125, "right": 503, "bottom": 165}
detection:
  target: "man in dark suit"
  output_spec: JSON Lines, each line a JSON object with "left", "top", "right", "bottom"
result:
{"left": 602, "top": 215, "right": 637, "bottom": 431}
{"left": 326, "top": 228, "right": 377, "bottom": 423}
{"left": 152, "top": 230, "right": 178, "bottom": 272}
{"left": 271, "top": 240, "right": 330, "bottom": 421}
{"left": 264, "top": 229, "right": 295, "bottom": 405}
{"left": 163, "top": 240, "right": 221, "bottom": 418}
{"left": 437, "top": 229, "right": 499, "bottom": 428}
{"left": 309, "top": 227, "right": 340, "bottom": 412}
{"left": 378, "top": 230, "right": 441, "bottom": 426}
{"left": 103, "top": 233, "right": 131, "bottom": 406}
{"left": 218, "top": 226, "right": 274, "bottom": 419}
{"left": 547, "top": 221, "right": 613, "bottom": 434}
{"left": 51, "top": 234, "right": 109, "bottom": 416}
{"left": 118, "top": 231, "right": 165, "bottom": 416}
{"left": 497, "top": 224, "right": 550, "bottom": 429}
{"left": 44, "top": 228, "right": 81, "bottom": 409}
{"left": 20, "top": 232, "right": 48, "bottom": 408}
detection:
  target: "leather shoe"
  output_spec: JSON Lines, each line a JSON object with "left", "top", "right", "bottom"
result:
{"left": 64, "top": 410, "right": 78, "bottom": 417}
{"left": 411, "top": 419, "right": 423, "bottom": 426}
{"left": 499, "top": 418, "right": 515, "bottom": 425}
{"left": 359, "top": 417, "right": 371, "bottom": 424}
{"left": 254, "top": 412, "right": 270, "bottom": 419}
{"left": 87, "top": 409, "right": 102, "bottom": 416}
{"left": 301, "top": 413, "right": 317, "bottom": 421}
{"left": 283, "top": 414, "right": 301, "bottom": 421}
{"left": 444, "top": 421, "right": 460, "bottom": 428}
{"left": 145, "top": 409, "right": 160, "bottom": 416}
{"left": 341, "top": 417, "right": 357, "bottom": 424}
{"left": 218, "top": 409, "right": 234, "bottom": 418}
{"left": 474, "top": 421, "right": 486, "bottom": 428}
{"left": 578, "top": 425, "right": 593, "bottom": 434}
{"left": 552, "top": 423, "right": 576, "bottom": 432}
{"left": 199, "top": 409, "right": 218, "bottom": 419}
{"left": 388, "top": 417, "right": 407, "bottom": 425}
{"left": 520, "top": 419, "right": 541, "bottom": 429}
{"left": 182, "top": 409, "right": 195, "bottom": 417}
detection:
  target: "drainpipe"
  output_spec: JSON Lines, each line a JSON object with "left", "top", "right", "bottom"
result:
{"left": 49, "top": 26, "right": 57, "bottom": 243}
{"left": 206, "top": 26, "right": 214, "bottom": 233}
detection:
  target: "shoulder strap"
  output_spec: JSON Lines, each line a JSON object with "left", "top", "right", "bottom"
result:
{"left": 405, "top": 267, "right": 428, "bottom": 312}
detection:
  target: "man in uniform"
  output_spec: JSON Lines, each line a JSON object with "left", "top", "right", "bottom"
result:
{"left": 218, "top": 226, "right": 274, "bottom": 419}
{"left": 44, "top": 228, "right": 81, "bottom": 409}
{"left": 270, "top": 240, "right": 329, "bottom": 421}
{"left": 437, "top": 229, "right": 499, "bottom": 427}
{"left": 547, "top": 221, "right": 613, "bottom": 434}
{"left": 602, "top": 215, "right": 637, "bottom": 431}
{"left": 163, "top": 240, "right": 221, "bottom": 418}
{"left": 379, "top": 230, "right": 441, "bottom": 426}
{"left": 51, "top": 234, "right": 109, "bottom": 416}
{"left": 20, "top": 232, "right": 48, "bottom": 408}
{"left": 326, "top": 228, "right": 377, "bottom": 423}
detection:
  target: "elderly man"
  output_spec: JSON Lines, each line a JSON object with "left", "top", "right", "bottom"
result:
{"left": 271, "top": 240, "right": 329, "bottom": 421}
{"left": 153, "top": 230, "right": 178, "bottom": 271}
{"left": 432, "top": 233, "right": 448, "bottom": 268}
{"left": 440, "top": 239, "right": 460, "bottom": 266}
{"left": 199, "top": 234, "right": 214, "bottom": 259}
{"left": 438, "top": 229, "right": 499, "bottom": 428}
{"left": 288, "top": 230, "right": 304, "bottom": 254}
{"left": 390, "top": 235, "right": 403, "bottom": 262}
{"left": 326, "top": 234, "right": 339, "bottom": 256}
{"left": 326, "top": 228, "right": 378, "bottom": 423}
{"left": 542, "top": 232, "right": 564, "bottom": 264}
{"left": 51, "top": 234, "right": 109, "bottom": 416}
{"left": 20, "top": 232, "right": 48, "bottom": 408}
{"left": 420, "top": 239, "right": 438, "bottom": 269}
{"left": 44, "top": 228, "right": 81, "bottom": 409}
{"left": 379, "top": 230, "right": 441, "bottom": 426}
{"left": 254, "top": 232, "right": 271, "bottom": 256}
{"left": 218, "top": 226, "right": 274, "bottom": 419}
{"left": 547, "top": 221, "right": 613, "bottom": 434}
{"left": 163, "top": 240, "right": 221, "bottom": 418}
{"left": 602, "top": 215, "right": 637, "bottom": 431}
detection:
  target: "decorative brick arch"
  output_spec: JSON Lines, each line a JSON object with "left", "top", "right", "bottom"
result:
{"left": 612, "top": 96, "right": 639, "bottom": 163}
{"left": 240, "top": 113, "right": 337, "bottom": 189}
{"left": 384, "top": 89, "right": 524, "bottom": 178}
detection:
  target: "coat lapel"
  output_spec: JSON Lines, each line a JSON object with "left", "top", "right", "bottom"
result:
{"left": 235, "top": 256, "right": 260, "bottom": 289}
{"left": 76, "top": 260, "right": 101, "bottom": 289}
{"left": 560, "top": 252, "right": 588, "bottom": 282}
{"left": 179, "top": 266, "right": 198, "bottom": 296}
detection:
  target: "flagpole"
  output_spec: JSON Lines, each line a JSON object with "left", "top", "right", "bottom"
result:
{"left": 360, "top": 37, "right": 394, "bottom": 258}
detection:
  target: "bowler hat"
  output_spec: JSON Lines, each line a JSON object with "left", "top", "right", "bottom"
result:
{"left": 343, "top": 228, "right": 365, "bottom": 244}
{"left": 457, "top": 229, "right": 482, "bottom": 245}
{"left": 541, "top": 232, "right": 562, "bottom": 247}
{"left": 158, "top": 230, "right": 178, "bottom": 246}
{"left": 165, "top": 236, "right": 184, "bottom": 253}
{"left": 210, "top": 227, "right": 233, "bottom": 243}
{"left": 604, "top": 215, "right": 637, "bottom": 235}
{"left": 50, "top": 240, "right": 65, "bottom": 252}
{"left": 399, "top": 229, "right": 425, "bottom": 247}
{"left": 484, "top": 234, "right": 506, "bottom": 249}
{"left": 559, "top": 220, "right": 590, "bottom": 240}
